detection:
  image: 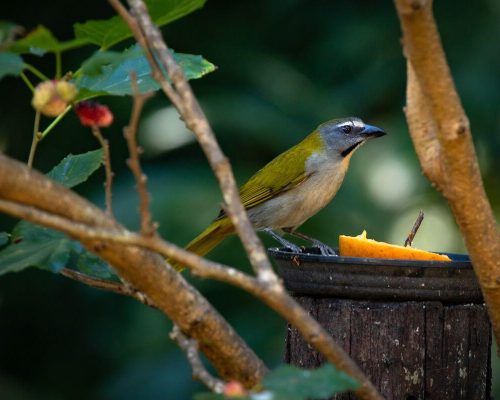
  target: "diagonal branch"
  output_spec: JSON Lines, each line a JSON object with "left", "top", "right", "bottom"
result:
{"left": 0, "top": 196, "right": 383, "bottom": 400}
{"left": 110, "top": 0, "right": 279, "bottom": 284}
{"left": 106, "top": 1, "right": 385, "bottom": 398}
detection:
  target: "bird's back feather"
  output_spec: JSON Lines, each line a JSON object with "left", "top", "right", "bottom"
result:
{"left": 216, "top": 130, "right": 323, "bottom": 220}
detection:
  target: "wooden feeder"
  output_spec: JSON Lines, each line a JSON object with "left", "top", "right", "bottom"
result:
{"left": 269, "top": 249, "right": 492, "bottom": 400}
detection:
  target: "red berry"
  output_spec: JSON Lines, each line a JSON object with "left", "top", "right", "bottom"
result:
{"left": 75, "top": 101, "right": 114, "bottom": 128}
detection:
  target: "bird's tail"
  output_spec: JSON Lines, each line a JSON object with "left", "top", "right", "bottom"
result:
{"left": 169, "top": 218, "right": 234, "bottom": 271}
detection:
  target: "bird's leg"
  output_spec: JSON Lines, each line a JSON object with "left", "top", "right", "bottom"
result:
{"left": 283, "top": 228, "right": 337, "bottom": 256}
{"left": 262, "top": 228, "right": 303, "bottom": 253}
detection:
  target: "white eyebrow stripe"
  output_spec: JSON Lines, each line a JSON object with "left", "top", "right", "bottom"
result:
{"left": 338, "top": 120, "right": 365, "bottom": 128}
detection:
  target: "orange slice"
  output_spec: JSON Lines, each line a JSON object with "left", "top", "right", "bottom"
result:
{"left": 339, "top": 230, "right": 451, "bottom": 261}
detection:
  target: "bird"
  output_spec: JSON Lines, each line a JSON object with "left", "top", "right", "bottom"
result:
{"left": 170, "top": 117, "right": 386, "bottom": 270}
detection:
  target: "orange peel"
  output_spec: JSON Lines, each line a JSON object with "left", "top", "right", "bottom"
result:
{"left": 339, "top": 230, "right": 451, "bottom": 261}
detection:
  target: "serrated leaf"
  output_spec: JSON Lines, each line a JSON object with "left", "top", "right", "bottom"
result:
{"left": 76, "top": 44, "right": 215, "bottom": 96}
{"left": 46, "top": 149, "right": 103, "bottom": 188}
{"left": 74, "top": 0, "right": 206, "bottom": 49}
{"left": 0, "top": 52, "right": 24, "bottom": 80}
{"left": 263, "top": 364, "right": 359, "bottom": 400}
{"left": 0, "top": 221, "right": 77, "bottom": 274}
{"left": 9, "top": 25, "right": 60, "bottom": 56}
{"left": 77, "top": 251, "right": 113, "bottom": 279}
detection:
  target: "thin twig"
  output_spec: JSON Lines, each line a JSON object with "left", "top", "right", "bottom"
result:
{"left": 61, "top": 267, "right": 155, "bottom": 308}
{"left": 170, "top": 325, "right": 225, "bottom": 393}
{"left": 39, "top": 105, "right": 72, "bottom": 140}
{"left": 124, "top": 73, "right": 156, "bottom": 236}
{"left": 91, "top": 126, "right": 114, "bottom": 216}
{"left": 27, "top": 110, "right": 41, "bottom": 169}
{"left": 113, "top": 0, "right": 278, "bottom": 284}
{"left": 404, "top": 210, "right": 424, "bottom": 247}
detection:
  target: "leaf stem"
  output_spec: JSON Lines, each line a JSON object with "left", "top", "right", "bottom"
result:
{"left": 23, "top": 63, "right": 50, "bottom": 81}
{"left": 27, "top": 111, "right": 41, "bottom": 169}
{"left": 55, "top": 51, "right": 62, "bottom": 79}
{"left": 19, "top": 72, "right": 35, "bottom": 92}
{"left": 39, "top": 105, "right": 72, "bottom": 140}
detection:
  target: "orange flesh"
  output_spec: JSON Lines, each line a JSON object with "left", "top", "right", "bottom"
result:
{"left": 339, "top": 230, "right": 451, "bottom": 261}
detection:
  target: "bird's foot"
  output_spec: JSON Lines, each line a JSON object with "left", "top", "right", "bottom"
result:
{"left": 311, "top": 240, "right": 337, "bottom": 256}
{"left": 282, "top": 228, "right": 336, "bottom": 256}
{"left": 263, "top": 228, "right": 303, "bottom": 253}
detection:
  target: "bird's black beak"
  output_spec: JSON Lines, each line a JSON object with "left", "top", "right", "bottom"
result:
{"left": 361, "top": 124, "right": 386, "bottom": 139}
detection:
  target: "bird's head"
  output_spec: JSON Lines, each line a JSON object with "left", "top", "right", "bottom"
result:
{"left": 318, "top": 117, "right": 386, "bottom": 158}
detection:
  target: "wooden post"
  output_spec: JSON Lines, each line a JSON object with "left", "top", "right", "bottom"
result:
{"left": 270, "top": 249, "right": 492, "bottom": 399}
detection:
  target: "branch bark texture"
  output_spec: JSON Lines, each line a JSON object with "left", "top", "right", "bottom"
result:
{"left": 395, "top": 0, "right": 500, "bottom": 349}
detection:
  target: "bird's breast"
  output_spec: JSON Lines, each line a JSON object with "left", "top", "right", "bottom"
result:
{"left": 248, "top": 152, "right": 348, "bottom": 229}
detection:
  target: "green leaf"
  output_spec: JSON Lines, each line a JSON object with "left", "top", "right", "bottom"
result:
{"left": 74, "top": 0, "right": 206, "bottom": 49}
{"left": 263, "top": 364, "right": 359, "bottom": 400}
{"left": 0, "top": 232, "right": 10, "bottom": 247}
{"left": 0, "top": 150, "right": 115, "bottom": 277}
{"left": 0, "top": 221, "right": 79, "bottom": 275}
{"left": 46, "top": 149, "right": 104, "bottom": 188}
{"left": 77, "top": 251, "right": 113, "bottom": 279}
{"left": 9, "top": 25, "right": 61, "bottom": 56}
{"left": 76, "top": 44, "right": 215, "bottom": 96}
{"left": 0, "top": 52, "right": 24, "bottom": 80}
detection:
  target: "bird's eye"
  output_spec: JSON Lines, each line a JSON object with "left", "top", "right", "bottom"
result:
{"left": 342, "top": 125, "right": 352, "bottom": 134}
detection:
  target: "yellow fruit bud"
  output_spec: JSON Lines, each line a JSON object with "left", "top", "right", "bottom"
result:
{"left": 56, "top": 81, "right": 78, "bottom": 102}
{"left": 31, "top": 80, "right": 78, "bottom": 117}
{"left": 31, "top": 81, "right": 55, "bottom": 112}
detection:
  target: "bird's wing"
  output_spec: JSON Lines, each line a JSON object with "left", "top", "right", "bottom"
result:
{"left": 216, "top": 133, "right": 321, "bottom": 220}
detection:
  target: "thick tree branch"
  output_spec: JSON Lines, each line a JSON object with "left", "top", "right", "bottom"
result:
{"left": 404, "top": 62, "right": 444, "bottom": 186}
{"left": 0, "top": 154, "right": 266, "bottom": 387}
{"left": 395, "top": 0, "right": 500, "bottom": 350}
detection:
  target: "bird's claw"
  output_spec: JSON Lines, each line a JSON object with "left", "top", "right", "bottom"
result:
{"left": 313, "top": 241, "right": 337, "bottom": 256}
{"left": 284, "top": 243, "right": 303, "bottom": 254}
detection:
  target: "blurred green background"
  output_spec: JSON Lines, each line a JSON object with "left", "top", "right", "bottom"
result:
{"left": 1, "top": 0, "right": 499, "bottom": 399}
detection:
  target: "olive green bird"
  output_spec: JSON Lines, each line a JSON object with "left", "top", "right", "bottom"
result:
{"left": 170, "top": 117, "right": 386, "bottom": 270}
